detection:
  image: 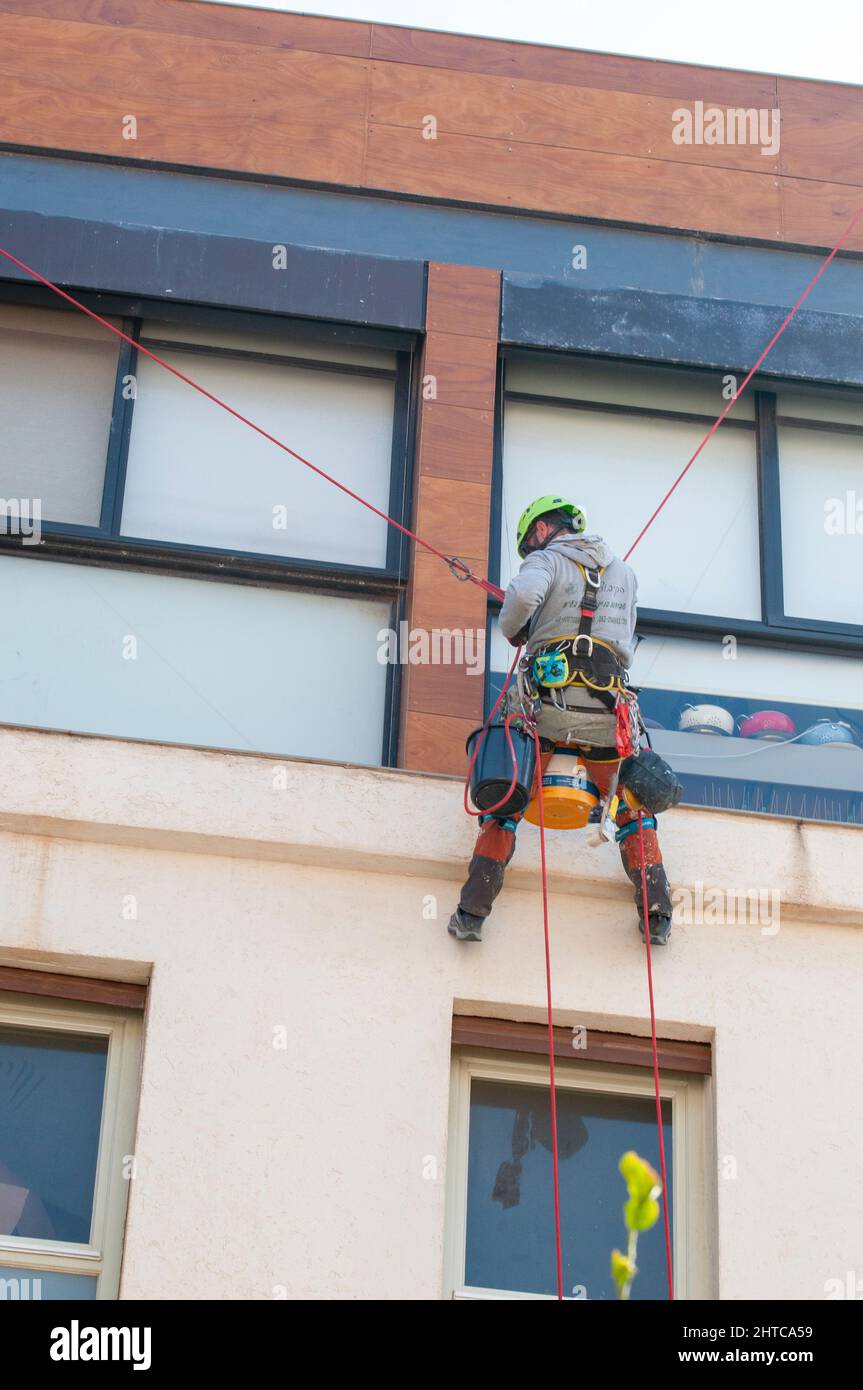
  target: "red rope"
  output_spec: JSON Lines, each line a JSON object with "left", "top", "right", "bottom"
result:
{"left": 0, "top": 244, "right": 505, "bottom": 602}
{"left": 624, "top": 199, "right": 863, "bottom": 561}
{"left": 637, "top": 811, "right": 674, "bottom": 1300}
{"left": 531, "top": 728, "right": 564, "bottom": 1301}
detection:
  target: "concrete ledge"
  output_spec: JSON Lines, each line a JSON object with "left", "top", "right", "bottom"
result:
{"left": 0, "top": 724, "right": 860, "bottom": 927}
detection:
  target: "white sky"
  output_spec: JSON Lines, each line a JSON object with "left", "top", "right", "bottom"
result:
{"left": 205, "top": 0, "right": 863, "bottom": 85}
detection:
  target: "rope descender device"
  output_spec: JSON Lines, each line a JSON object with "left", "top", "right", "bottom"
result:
{"left": 445, "top": 554, "right": 473, "bottom": 582}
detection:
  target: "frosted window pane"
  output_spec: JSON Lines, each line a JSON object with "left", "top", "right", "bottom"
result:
{"left": 0, "top": 557, "right": 391, "bottom": 765}
{"left": 630, "top": 636, "right": 863, "bottom": 706}
{"left": 142, "top": 319, "right": 396, "bottom": 371}
{"left": 506, "top": 355, "right": 754, "bottom": 419}
{"left": 0, "top": 304, "right": 120, "bottom": 526}
{"left": 779, "top": 426, "right": 862, "bottom": 625}
{"left": 776, "top": 391, "right": 863, "bottom": 428}
{"left": 121, "top": 352, "right": 394, "bottom": 566}
{"left": 502, "top": 401, "right": 760, "bottom": 619}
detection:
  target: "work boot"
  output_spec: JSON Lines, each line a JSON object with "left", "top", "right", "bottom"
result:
{"left": 638, "top": 914, "right": 672, "bottom": 946}
{"left": 448, "top": 908, "right": 485, "bottom": 942}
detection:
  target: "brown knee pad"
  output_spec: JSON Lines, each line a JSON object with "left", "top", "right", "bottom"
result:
{"left": 458, "top": 818, "right": 518, "bottom": 920}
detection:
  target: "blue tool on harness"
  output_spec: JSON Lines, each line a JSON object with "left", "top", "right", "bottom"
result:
{"left": 532, "top": 650, "right": 569, "bottom": 687}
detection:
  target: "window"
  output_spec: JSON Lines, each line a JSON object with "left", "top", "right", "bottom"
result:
{"left": 0, "top": 302, "right": 120, "bottom": 526}
{"left": 0, "top": 296, "right": 415, "bottom": 766}
{"left": 121, "top": 322, "right": 398, "bottom": 568}
{"left": 490, "top": 353, "right": 863, "bottom": 825}
{"left": 0, "top": 992, "right": 142, "bottom": 1301}
{"left": 776, "top": 390, "right": 863, "bottom": 628}
{"left": 632, "top": 636, "right": 863, "bottom": 822}
{"left": 501, "top": 355, "right": 760, "bottom": 620}
{"left": 445, "top": 1046, "right": 711, "bottom": 1300}
{"left": 0, "top": 554, "right": 393, "bottom": 765}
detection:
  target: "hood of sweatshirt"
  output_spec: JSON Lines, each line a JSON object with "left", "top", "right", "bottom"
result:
{"left": 542, "top": 533, "right": 617, "bottom": 569}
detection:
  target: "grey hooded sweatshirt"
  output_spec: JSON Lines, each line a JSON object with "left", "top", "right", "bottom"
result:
{"left": 498, "top": 534, "right": 638, "bottom": 667}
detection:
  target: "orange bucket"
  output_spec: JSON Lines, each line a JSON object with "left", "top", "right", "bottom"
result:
{"left": 524, "top": 749, "right": 600, "bottom": 830}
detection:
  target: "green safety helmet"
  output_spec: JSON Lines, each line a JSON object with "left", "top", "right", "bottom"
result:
{"left": 516, "top": 494, "right": 586, "bottom": 558}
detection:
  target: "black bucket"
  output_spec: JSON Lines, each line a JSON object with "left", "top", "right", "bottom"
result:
{"left": 466, "top": 722, "right": 537, "bottom": 817}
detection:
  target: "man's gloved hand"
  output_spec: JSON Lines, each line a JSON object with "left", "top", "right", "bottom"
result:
{"left": 508, "top": 624, "right": 530, "bottom": 647}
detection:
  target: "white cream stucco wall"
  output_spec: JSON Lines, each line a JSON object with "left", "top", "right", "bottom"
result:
{"left": 0, "top": 724, "right": 861, "bottom": 1300}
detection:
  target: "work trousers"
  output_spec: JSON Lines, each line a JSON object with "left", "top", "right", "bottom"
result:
{"left": 458, "top": 744, "right": 673, "bottom": 923}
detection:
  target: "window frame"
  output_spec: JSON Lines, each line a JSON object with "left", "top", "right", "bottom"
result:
{"left": 0, "top": 283, "right": 418, "bottom": 769}
{"left": 0, "top": 991, "right": 143, "bottom": 1301}
{"left": 0, "top": 285, "right": 416, "bottom": 581}
{"left": 444, "top": 1047, "right": 713, "bottom": 1301}
{"left": 492, "top": 349, "right": 863, "bottom": 654}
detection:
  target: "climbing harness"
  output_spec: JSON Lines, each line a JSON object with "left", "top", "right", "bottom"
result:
{"left": 5, "top": 193, "right": 861, "bottom": 1303}
{"left": 531, "top": 566, "right": 629, "bottom": 706}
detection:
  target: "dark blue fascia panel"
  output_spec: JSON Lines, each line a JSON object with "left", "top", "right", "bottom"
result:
{"left": 501, "top": 277, "right": 863, "bottom": 387}
{"left": 0, "top": 207, "right": 424, "bottom": 332}
{"left": 3, "top": 152, "right": 863, "bottom": 318}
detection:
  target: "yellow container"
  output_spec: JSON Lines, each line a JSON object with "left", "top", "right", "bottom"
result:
{"left": 524, "top": 750, "right": 600, "bottom": 830}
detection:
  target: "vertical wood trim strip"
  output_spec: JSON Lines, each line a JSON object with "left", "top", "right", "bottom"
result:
{"left": 400, "top": 264, "right": 501, "bottom": 772}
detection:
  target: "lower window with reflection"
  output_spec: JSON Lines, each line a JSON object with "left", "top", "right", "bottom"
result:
{"left": 446, "top": 1048, "right": 710, "bottom": 1300}
{"left": 0, "top": 994, "right": 142, "bottom": 1301}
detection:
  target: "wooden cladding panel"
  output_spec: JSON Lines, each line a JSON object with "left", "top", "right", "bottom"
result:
{"left": 452, "top": 1015, "right": 713, "bottom": 1075}
{"left": 424, "top": 261, "right": 502, "bottom": 338}
{"left": 401, "top": 711, "right": 478, "bottom": 777}
{"left": 0, "top": 74, "right": 366, "bottom": 185}
{"left": 417, "top": 404, "right": 494, "bottom": 486}
{"left": 405, "top": 550, "right": 488, "bottom": 721}
{"left": 0, "top": 14, "right": 370, "bottom": 109}
{"left": 400, "top": 264, "right": 500, "bottom": 771}
{"left": 0, "top": 0, "right": 373, "bottom": 56}
{"left": 365, "top": 125, "right": 785, "bottom": 242}
{"left": 780, "top": 176, "right": 863, "bottom": 252}
{"left": 369, "top": 61, "right": 782, "bottom": 175}
{"left": 370, "top": 24, "right": 777, "bottom": 107}
{"left": 421, "top": 332, "right": 499, "bottom": 411}
{"left": 414, "top": 476, "right": 491, "bottom": 562}
{"left": 0, "top": 4, "right": 860, "bottom": 249}
{"left": 778, "top": 78, "right": 863, "bottom": 186}
{"left": 0, "top": 14, "right": 368, "bottom": 184}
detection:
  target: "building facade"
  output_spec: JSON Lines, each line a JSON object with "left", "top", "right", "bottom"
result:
{"left": 0, "top": 0, "right": 861, "bottom": 1300}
